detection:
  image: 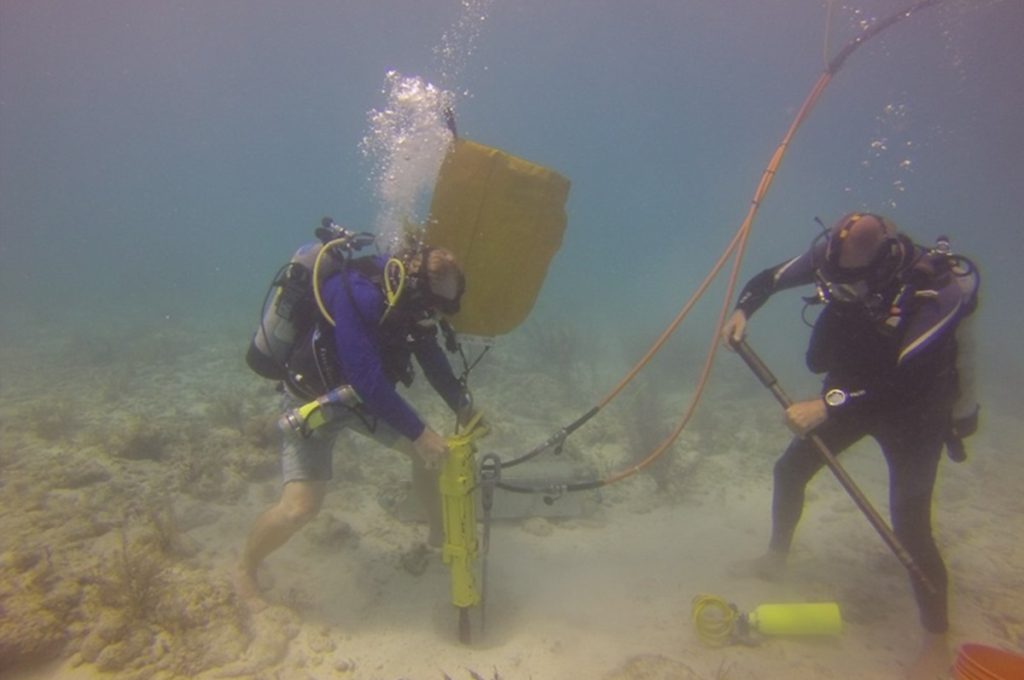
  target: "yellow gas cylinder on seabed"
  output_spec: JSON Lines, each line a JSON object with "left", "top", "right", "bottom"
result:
{"left": 745, "top": 602, "right": 843, "bottom": 637}
{"left": 692, "top": 594, "right": 842, "bottom": 646}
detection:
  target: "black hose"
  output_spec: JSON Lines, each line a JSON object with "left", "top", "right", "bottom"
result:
{"left": 482, "top": 0, "right": 950, "bottom": 501}
{"left": 826, "top": 0, "right": 945, "bottom": 75}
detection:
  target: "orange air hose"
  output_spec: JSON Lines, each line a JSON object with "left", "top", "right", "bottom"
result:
{"left": 600, "top": 69, "right": 835, "bottom": 484}
{"left": 496, "top": 0, "right": 945, "bottom": 488}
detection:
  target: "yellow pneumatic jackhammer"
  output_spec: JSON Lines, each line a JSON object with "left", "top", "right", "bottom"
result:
{"left": 439, "top": 412, "right": 489, "bottom": 643}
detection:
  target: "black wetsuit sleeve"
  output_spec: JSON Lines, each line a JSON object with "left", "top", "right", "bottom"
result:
{"left": 735, "top": 252, "right": 816, "bottom": 317}
{"left": 736, "top": 267, "right": 782, "bottom": 317}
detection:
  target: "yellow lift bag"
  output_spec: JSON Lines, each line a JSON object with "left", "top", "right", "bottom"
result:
{"left": 425, "top": 138, "right": 571, "bottom": 338}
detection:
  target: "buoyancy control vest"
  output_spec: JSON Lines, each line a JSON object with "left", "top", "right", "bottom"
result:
{"left": 805, "top": 235, "right": 980, "bottom": 423}
{"left": 936, "top": 238, "right": 981, "bottom": 426}
{"left": 885, "top": 237, "right": 981, "bottom": 425}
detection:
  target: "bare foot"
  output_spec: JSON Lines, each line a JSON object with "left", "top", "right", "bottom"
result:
{"left": 400, "top": 542, "right": 440, "bottom": 576}
{"left": 234, "top": 564, "right": 269, "bottom": 612}
{"left": 906, "top": 632, "right": 951, "bottom": 680}
{"left": 728, "top": 549, "right": 787, "bottom": 580}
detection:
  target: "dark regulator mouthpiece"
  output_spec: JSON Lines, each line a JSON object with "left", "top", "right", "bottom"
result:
{"left": 316, "top": 216, "right": 349, "bottom": 244}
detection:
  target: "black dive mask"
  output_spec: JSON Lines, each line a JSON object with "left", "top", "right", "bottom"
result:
{"left": 405, "top": 268, "right": 465, "bottom": 317}
{"left": 810, "top": 222, "right": 915, "bottom": 311}
{"left": 814, "top": 269, "right": 885, "bottom": 309}
{"left": 426, "top": 272, "right": 465, "bottom": 316}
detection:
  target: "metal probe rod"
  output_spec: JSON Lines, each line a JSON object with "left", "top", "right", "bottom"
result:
{"left": 732, "top": 338, "right": 936, "bottom": 594}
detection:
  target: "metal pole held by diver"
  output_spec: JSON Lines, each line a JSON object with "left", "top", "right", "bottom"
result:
{"left": 731, "top": 337, "right": 936, "bottom": 595}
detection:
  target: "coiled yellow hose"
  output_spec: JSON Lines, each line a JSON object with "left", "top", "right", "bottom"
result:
{"left": 691, "top": 594, "right": 739, "bottom": 647}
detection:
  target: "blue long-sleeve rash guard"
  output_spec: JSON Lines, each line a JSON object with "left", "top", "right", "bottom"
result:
{"left": 319, "top": 258, "right": 465, "bottom": 441}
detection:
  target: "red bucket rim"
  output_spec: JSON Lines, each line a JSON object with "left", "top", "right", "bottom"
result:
{"left": 957, "top": 643, "right": 1024, "bottom": 680}
{"left": 954, "top": 653, "right": 990, "bottom": 678}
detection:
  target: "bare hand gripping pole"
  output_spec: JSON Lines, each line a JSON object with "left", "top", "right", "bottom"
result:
{"left": 731, "top": 337, "right": 936, "bottom": 595}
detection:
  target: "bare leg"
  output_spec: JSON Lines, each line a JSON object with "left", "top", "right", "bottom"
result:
{"left": 411, "top": 456, "right": 444, "bottom": 547}
{"left": 392, "top": 459, "right": 444, "bottom": 577}
{"left": 388, "top": 437, "right": 443, "bottom": 547}
{"left": 236, "top": 480, "right": 326, "bottom": 601}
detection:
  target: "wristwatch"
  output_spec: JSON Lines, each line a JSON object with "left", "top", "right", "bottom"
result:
{"left": 824, "top": 388, "right": 848, "bottom": 408}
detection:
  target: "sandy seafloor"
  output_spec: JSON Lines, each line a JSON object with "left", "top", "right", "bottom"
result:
{"left": 1, "top": 317, "right": 1022, "bottom": 680}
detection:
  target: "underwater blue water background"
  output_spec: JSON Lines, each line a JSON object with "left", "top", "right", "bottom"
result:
{"left": 1, "top": 0, "right": 1021, "bottom": 396}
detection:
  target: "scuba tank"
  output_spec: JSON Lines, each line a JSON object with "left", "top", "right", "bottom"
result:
{"left": 691, "top": 595, "right": 842, "bottom": 646}
{"left": 246, "top": 242, "right": 323, "bottom": 380}
{"left": 246, "top": 218, "right": 376, "bottom": 381}
{"left": 744, "top": 602, "right": 842, "bottom": 637}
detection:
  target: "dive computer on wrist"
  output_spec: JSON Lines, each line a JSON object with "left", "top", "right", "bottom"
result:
{"left": 824, "top": 388, "right": 848, "bottom": 408}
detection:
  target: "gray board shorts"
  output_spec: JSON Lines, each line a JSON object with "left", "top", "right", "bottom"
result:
{"left": 280, "top": 395, "right": 405, "bottom": 484}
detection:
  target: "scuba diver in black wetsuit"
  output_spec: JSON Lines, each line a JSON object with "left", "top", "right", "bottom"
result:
{"left": 721, "top": 213, "right": 980, "bottom": 680}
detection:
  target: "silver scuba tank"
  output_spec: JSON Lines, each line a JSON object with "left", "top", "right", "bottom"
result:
{"left": 247, "top": 242, "right": 337, "bottom": 380}
{"left": 246, "top": 220, "right": 377, "bottom": 381}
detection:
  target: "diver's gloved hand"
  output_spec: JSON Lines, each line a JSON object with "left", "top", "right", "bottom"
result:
{"left": 946, "top": 406, "right": 979, "bottom": 463}
{"left": 951, "top": 405, "right": 979, "bottom": 439}
{"left": 721, "top": 309, "right": 748, "bottom": 350}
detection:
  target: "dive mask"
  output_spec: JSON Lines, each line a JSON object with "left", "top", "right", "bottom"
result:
{"left": 404, "top": 263, "right": 465, "bottom": 316}
{"left": 814, "top": 268, "right": 877, "bottom": 305}
{"left": 425, "top": 270, "right": 465, "bottom": 316}
{"left": 810, "top": 216, "right": 914, "bottom": 307}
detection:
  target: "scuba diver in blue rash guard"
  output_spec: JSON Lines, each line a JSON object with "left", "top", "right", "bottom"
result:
{"left": 293, "top": 249, "right": 469, "bottom": 441}
{"left": 237, "top": 238, "right": 479, "bottom": 606}
{"left": 721, "top": 213, "right": 980, "bottom": 680}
